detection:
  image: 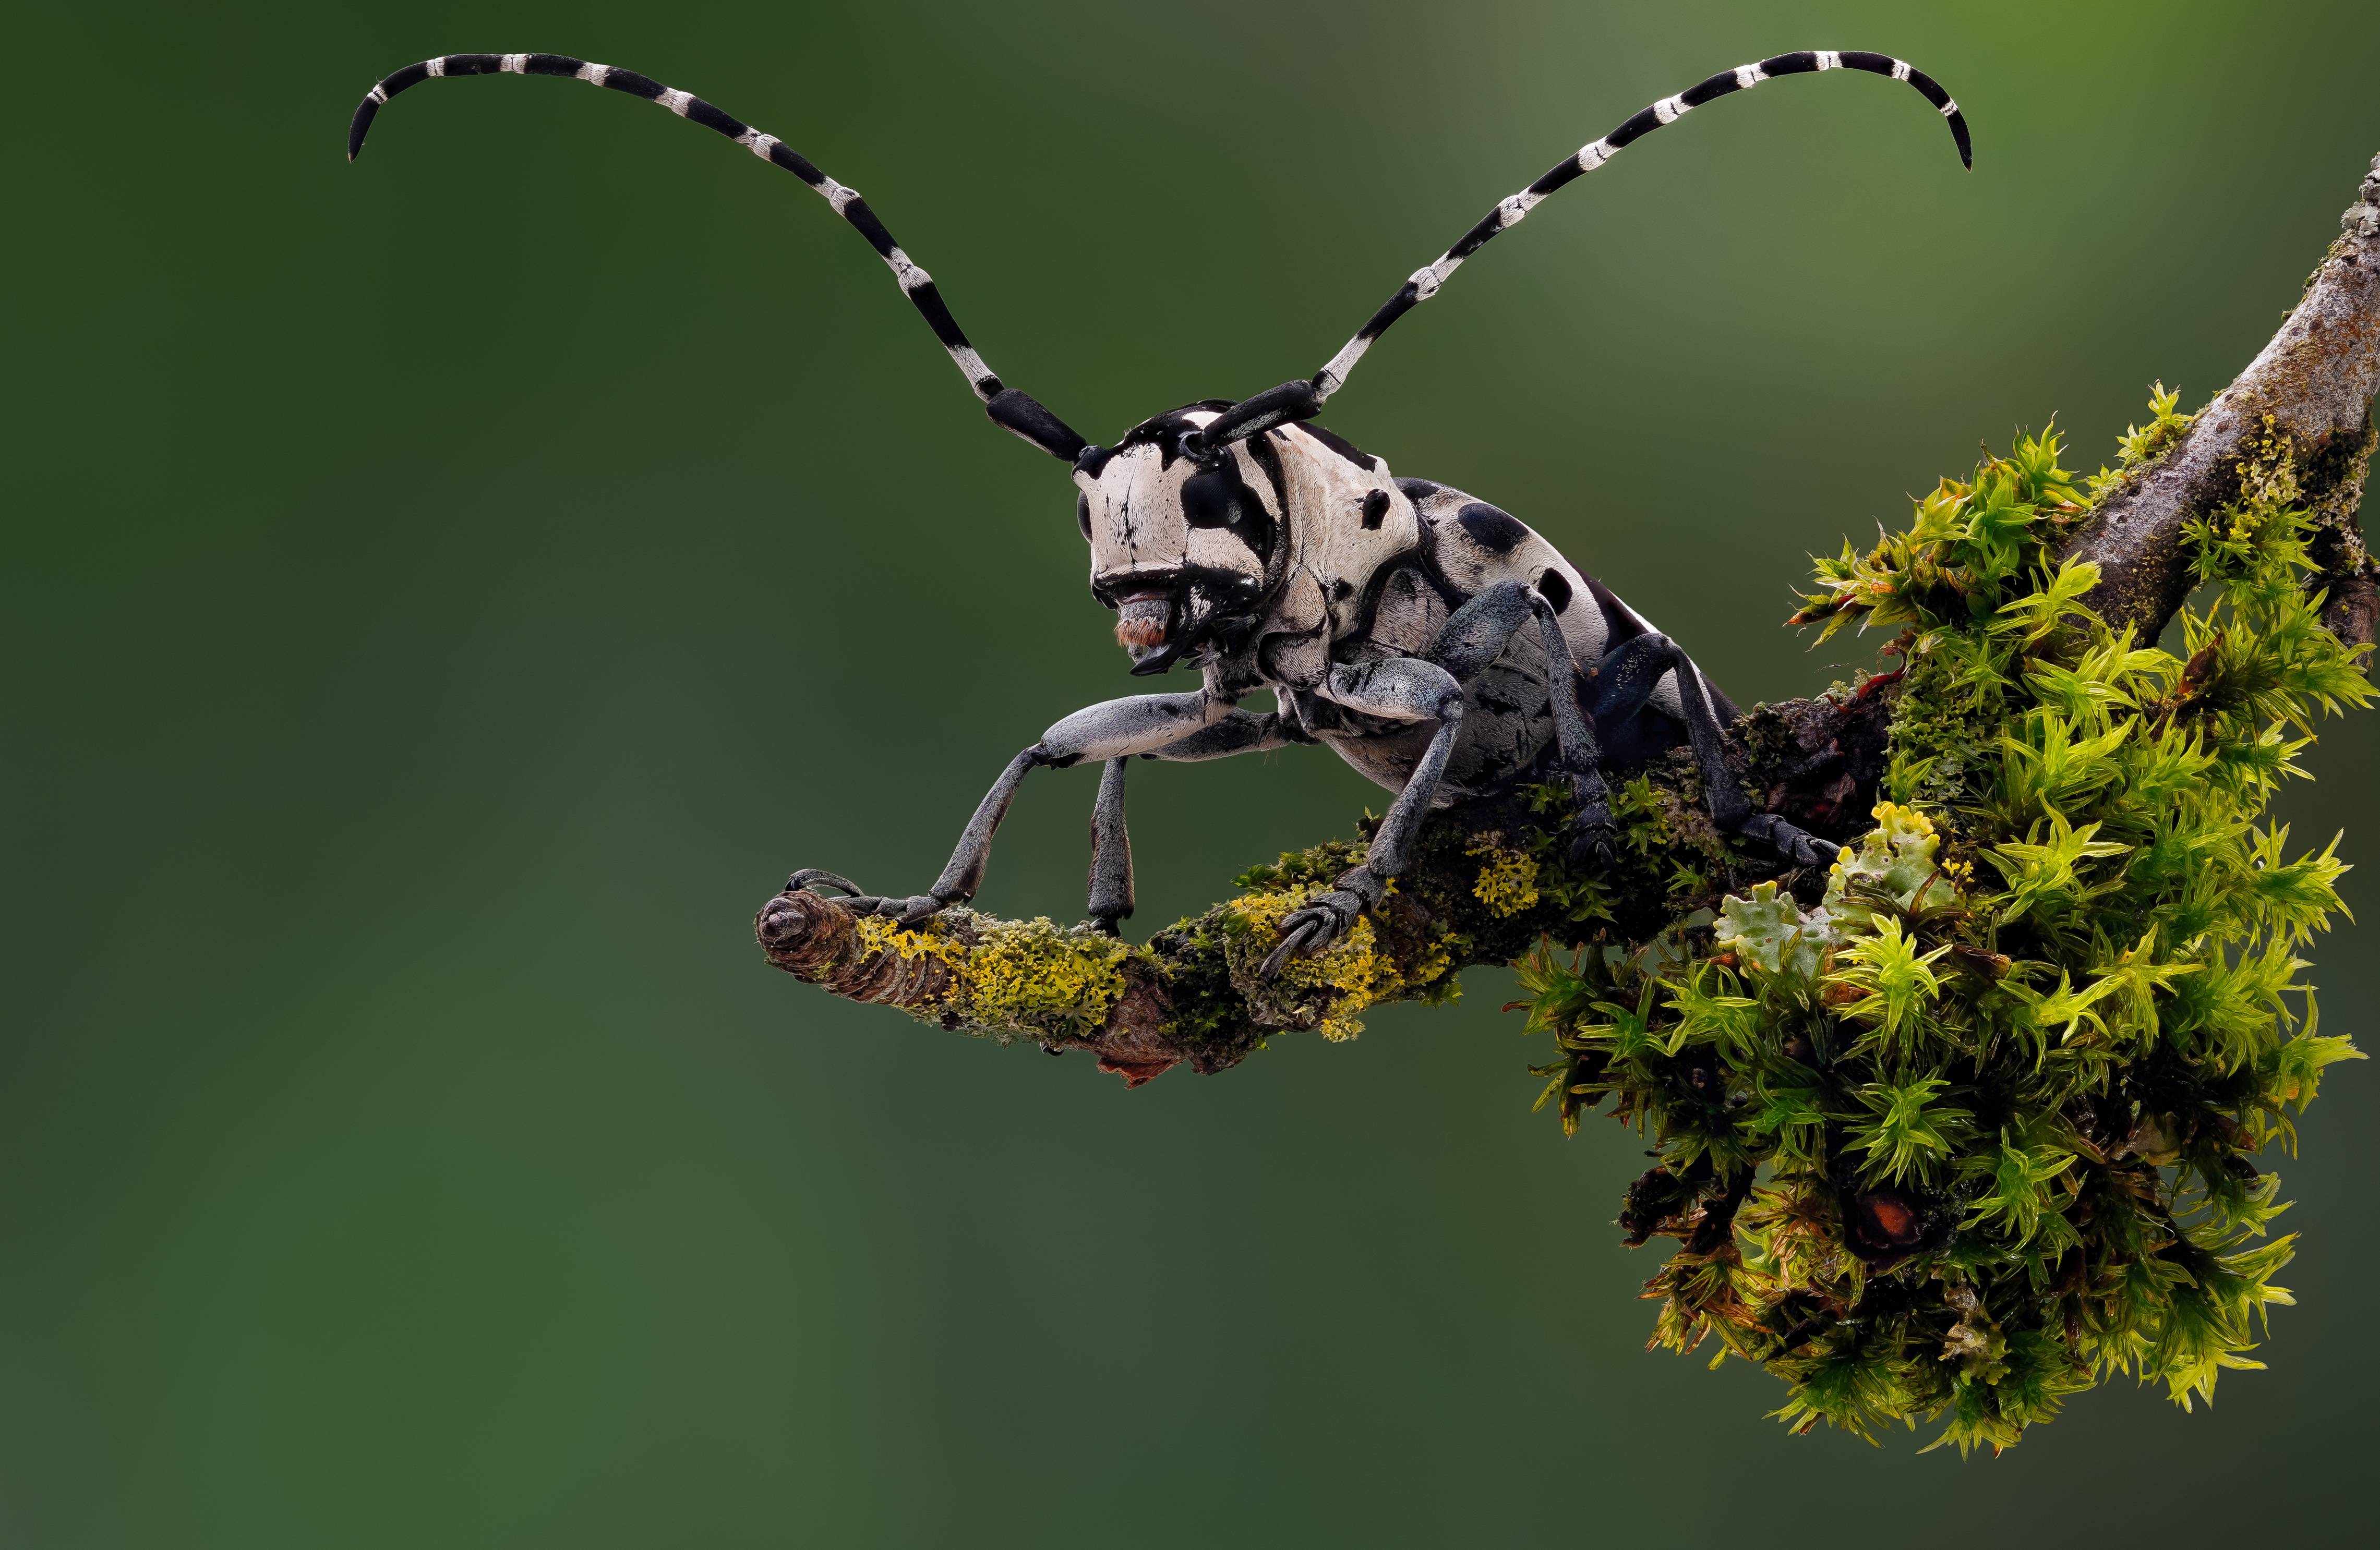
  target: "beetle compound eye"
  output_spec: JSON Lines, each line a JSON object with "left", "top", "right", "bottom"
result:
{"left": 1076, "top": 491, "right": 1093, "bottom": 542}
{"left": 1181, "top": 467, "right": 1241, "bottom": 529}
{"left": 1360, "top": 489, "right": 1391, "bottom": 528}
{"left": 1181, "top": 465, "right": 1277, "bottom": 564}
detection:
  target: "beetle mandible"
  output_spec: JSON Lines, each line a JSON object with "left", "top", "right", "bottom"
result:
{"left": 348, "top": 48, "right": 1972, "bottom": 979}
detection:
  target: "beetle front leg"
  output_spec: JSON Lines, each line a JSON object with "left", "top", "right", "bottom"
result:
{"left": 1263, "top": 658, "right": 1466, "bottom": 979}
{"left": 1085, "top": 757, "right": 1133, "bottom": 934}
{"left": 1081, "top": 709, "right": 1304, "bottom": 932}
{"left": 788, "top": 689, "right": 1227, "bottom": 926}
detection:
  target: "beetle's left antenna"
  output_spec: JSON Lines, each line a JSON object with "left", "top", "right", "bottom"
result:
{"left": 347, "top": 54, "right": 1089, "bottom": 462}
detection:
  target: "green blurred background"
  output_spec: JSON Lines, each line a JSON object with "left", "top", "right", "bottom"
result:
{"left": 9, "top": 1, "right": 2378, "bottom": 1543}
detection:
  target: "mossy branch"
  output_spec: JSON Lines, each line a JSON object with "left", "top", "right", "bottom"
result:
{"left": 757, "top": 690, "right": 1895, "bottom": 1083}
{"left": 757, "top": 150, "right": 2380, "bottom": 1452}
{"left": 760, "top": 153, "right": 2380, "bottom": 1088}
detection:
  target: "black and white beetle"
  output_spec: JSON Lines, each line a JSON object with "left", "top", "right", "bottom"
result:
{"left": 350, "top": 49, "right": 1971, "bottom": 979}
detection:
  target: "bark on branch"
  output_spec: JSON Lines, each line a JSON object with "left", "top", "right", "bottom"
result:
{"left": 2066, "top": 154, "right": 2380, "bottom": 651}
{"left": 756, "top": 153, "right": 2380, "bottom": 1083}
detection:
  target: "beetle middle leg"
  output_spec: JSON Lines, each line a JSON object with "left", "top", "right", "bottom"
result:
{"left": 1428, "top": 580, "right": 1618, "bottom": 862}
{"left": 1264, "top": 580, "right": 1601, "bottom": 976}
{"left": 1265, "top": 657, "right": 1468, "bottom": 977}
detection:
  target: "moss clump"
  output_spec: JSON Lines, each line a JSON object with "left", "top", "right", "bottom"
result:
{"left": 1521, "top": 395, "right": 2370, "bottom": 1453}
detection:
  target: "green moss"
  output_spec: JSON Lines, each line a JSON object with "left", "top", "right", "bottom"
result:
{"left": 1517, "top": 393, "right": 2372, "bottom": 1453}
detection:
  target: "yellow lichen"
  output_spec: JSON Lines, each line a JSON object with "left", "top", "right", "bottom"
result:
{"left": 1465, "top": 832, "right": 1542, "bottom": 917}
{"left": 849, "top": 914, "right": 961, "bottom": 964}
{"left": 959, "top": 917, "right": 1129, "bottom": 1038}
{"left": 1226, "top": 885, "right": 1407, "bottom": 1040}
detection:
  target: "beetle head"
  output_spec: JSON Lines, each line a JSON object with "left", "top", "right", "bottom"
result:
{"left": 1072, "top": 404, "right": 1283, "bottom": 675}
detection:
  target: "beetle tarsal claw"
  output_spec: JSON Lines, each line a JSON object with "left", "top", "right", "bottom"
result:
{"left": 886, "top": 893, "right": 951, "bottom": 926}
{"left": 1735, "top": 813, "right": 1838, "bottom": 867}
{"left": 1256, "top": 918, "right": 1323, "bottom": 982}
{"left": 787, "top": 868, "right": 868, "bottom": 898}
{"left": 1569, "top": 818, "right": 1619, "bottom": 866}
{"left": 1264, "top": 886, "right": 1371, "bottom": 979}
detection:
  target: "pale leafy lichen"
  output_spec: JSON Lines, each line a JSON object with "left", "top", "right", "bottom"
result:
{"left": 1466, "top": 832, "right": 1542, "bottom": 917}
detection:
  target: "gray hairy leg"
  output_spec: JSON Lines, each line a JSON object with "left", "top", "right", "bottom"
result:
{"left": 792, "top": 690, "right": 1227, "bottom": 926}
{"left": 1427, "top": 582, "right": 1616, "bottom": 863}
{"left": 1265, "top": 657, "right": 1465, "bottom": 979}
{"left": 1587, "top": 633, "right": 1838, "bottom": 866}
{"left": 1523, "top": 592, "right": 1619, "bottom": 864}
{"left": 1141, "top": 706, "right": 1300, "bottom": 762}
{"left": 1071, "top": 709, "right": 1303, "bottom": 931}
{"left": 1086, "top": 757, "right": 1133, "bottom": 934}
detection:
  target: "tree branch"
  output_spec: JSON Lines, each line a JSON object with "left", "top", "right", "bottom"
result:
{"left": 2065, "top": 153, "right": 2380, "bottom": 650}
{"left": 756, "top": 151, "right": 2380, "bottom": 1083}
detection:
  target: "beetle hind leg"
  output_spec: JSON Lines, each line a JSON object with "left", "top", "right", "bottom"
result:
{"left": 1585, "top": 632, "right": 1841, "bottom": 867}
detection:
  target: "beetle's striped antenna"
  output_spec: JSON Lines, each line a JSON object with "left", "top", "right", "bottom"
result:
{"left": 1192, "top": 49, "right": 1972, "bottom": 455}
{"left": 346, "top": 54, "right": 1089, "bottom": 462}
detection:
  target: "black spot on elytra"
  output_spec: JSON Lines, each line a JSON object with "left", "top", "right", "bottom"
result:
{"left": 1456, "top": 502, "right": 1528, "bottom": 553}
{"left": 1360, "top": 490, "right": 1390, "bottom": 529}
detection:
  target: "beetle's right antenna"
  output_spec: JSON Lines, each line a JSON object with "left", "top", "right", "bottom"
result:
{"left": 346, "top": 54, "right": 1089, "bottom": 462}
{"left": 1189, "top": 49, "right": 1972, "bottom": 457}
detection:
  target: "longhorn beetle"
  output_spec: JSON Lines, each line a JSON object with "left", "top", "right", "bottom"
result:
{"left": 350, "top": 49, "right": 1971, "bottom": 979}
